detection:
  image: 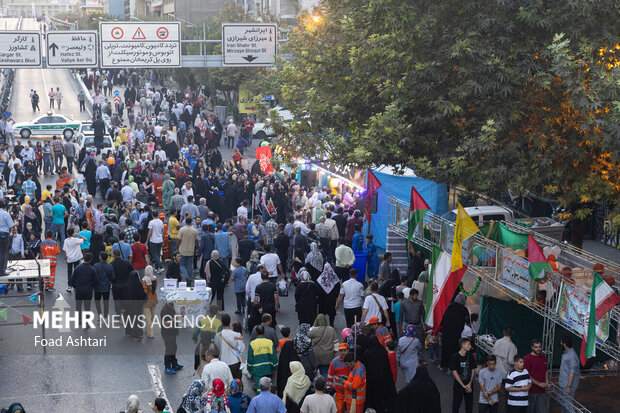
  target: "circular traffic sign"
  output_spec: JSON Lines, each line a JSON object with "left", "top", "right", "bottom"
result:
{"left": 156, "top": 27, "right": 169, "bottom": 40}
{"left": 111, "top": 27, "right": 124, "bottom": 40}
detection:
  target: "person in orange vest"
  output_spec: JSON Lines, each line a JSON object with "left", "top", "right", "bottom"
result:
{"left": 55, "top": 166, "right": 72, "bottom": 190}
{"left": 343, "top": 352, "right": 366, "bottom": 413}
{"left": 41, "top": 230, "right": 60, "bottom": 291}
{"left": 367, "top": 316, "right": 393, "bottom": 349}
{"left": 327, "top": 343, "right": 352, "bottom": 413}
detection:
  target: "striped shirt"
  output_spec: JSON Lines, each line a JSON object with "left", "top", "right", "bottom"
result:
{"left": 505, "top": 368, "right": 531, "bottom": 406}
{"left": 52, "top": 139, "right": 64, "bottom": 153}
{"left": 22, "top": 180, "right": 36, "bottom": 197}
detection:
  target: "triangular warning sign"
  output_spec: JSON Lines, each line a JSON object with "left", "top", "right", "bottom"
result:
{"left": 132, "top": 28, "right": 146, "bottom": 40}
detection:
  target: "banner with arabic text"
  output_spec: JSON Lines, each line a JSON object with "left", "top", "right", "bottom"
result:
{"left": 556, "top": 282, "right": 610, "bottom": 342}
{"left": 496, "top": 249, "right": 535, "bottom": 301}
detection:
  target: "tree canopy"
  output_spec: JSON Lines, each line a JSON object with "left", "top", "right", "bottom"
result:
{"left": 267, "top": 0, "right": 620, "bottom": 221}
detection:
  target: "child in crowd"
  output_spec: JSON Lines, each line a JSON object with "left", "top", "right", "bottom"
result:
{"left": 278, "top": 326, "right": 292, "bottom": 352}
{"left": 478, "top": 354, "right": 502, "bottom": 413}
{"left": 393, "top": 291, "right": 404, "bottom": 328}
{"left": 386, "top": 340, "right": 397, "bottom": 383}
{"left": 427, "top": 327, "right": 440, "bottom": 363}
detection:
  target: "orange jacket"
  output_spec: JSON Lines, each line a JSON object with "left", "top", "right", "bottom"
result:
{"left": 376, "top": 325, "right": 393, "bottom": 349}
{"left": 41, "top": 238, "right": 60, "bottom": 266}
{"left": 344, "top": 361, "right": 366, "bottom": 402}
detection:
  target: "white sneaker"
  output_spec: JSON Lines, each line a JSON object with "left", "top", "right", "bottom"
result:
{"left": 66, "top": 287, "right": 72, "bottom": 292}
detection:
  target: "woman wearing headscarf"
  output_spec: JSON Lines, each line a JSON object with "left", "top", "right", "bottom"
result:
{"left": 361, "top": 335, "right": 397, "bottom": 413}
{"left": 397, "top": 324, "right": 421, "bottom": 383}
{"left": 141, "top": 265, "right": 158, "bottom": 338}
{"left": 203, "top": 378, "right": 231, "bottom": 413}
{"left": 227, "top": 378, "right": 251, "bottom": 413}
{"left": 277, "top": 338, "right": 301, "bottom": 397}
{"left": 315, "top": 263, "right": 340, "bottom": 327}
{"left": 282, "top": 361, "right": 312, "bottom": 413}
{"left": 440, "top": 293, "right": 470, "bottom": 369}
{"left": 123, "top": 270, "right": 146, "bottom": 340}
{"left": 21, "top": 202, "right": 40, "bottom": 234}
{"left": 123, "top": 394, "right": 141, "bottom": 413}
{"left": 161, "top": 174, "right": 175, "bottom": 211}
{"left": 304, "top": 242, "right": 323, "bottom": 280}
{"left": 294, "top": 269, "right": 319, "bottom": 326}
{"left": 395, "top": 366, "right": 441, "bottom": 413}
{"left": 204, "top": 250, "right": 225, "bottom": 310}
{"left": 83, "top": 152, "right": 98, "bottom": 196}
{"left": 294, "top": 323, "right": 319, "bottom": 380}
{"left": 308, "top": 314, "right": 339, "bottom": 378}
{"left": 181, "top": 380, "right": 208, "bottom": 413}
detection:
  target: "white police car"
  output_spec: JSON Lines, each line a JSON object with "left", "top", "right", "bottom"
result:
{"left": 15, "top": 112, "right": 81, "bottom": 139}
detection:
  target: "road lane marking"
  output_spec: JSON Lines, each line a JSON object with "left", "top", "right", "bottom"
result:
{"left": 147, "top": 363, "right": 171, "bottom": 410}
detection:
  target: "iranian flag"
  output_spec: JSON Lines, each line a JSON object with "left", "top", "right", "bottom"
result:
{"left": 408, "top": 186, "right": 430, "bottom": 241}
{"left": 527, "top": 233, "right": 552, "bottom": 282}
{"left": 426, "top": 246, "right": 468, "bottom": 328}
{"left": 580, "top": 272, "right": 620, "bottom": 365}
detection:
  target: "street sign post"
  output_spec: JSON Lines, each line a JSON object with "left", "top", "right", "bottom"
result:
{"left": 46, "top": 31, "right": 97, "bottom": 68}
{"left": 222, "top": 23, "right": 277, "bottom": 67}
{"left": 0, "top": 31, "right": 41, "bottom": 68}
{"left": 99, "top": 22, "right": 181, "bottom": 68}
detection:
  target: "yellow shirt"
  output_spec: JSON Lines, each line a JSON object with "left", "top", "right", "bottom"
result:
{"left": 41, "top": 189, "right": 51, "bottom": 202}
{"left": 168, "top": 216, "right": 180, "bottom": 239}
{"left": 105, "top": 246, "right": 114, "bottom": 263}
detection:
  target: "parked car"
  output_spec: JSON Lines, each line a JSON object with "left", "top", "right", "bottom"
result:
{"left": 15, "top": 113, "right": 81, "bottom": 139}
{"left": 75, "top": 133, "right": 114, "bottom": 154}
{"left": 253, "top": 106, "right": 294, "bottom": 141}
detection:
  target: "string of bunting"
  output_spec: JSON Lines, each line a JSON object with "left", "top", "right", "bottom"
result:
{"left": 459, "top": 276, "right": 482, "bottom": 296}
{"left": 0, "top": 296, "right": 35, "bottom": 325}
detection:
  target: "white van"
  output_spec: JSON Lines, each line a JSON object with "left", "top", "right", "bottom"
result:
{"left": 443, "top": 206, "right": 514, "bottom": 226}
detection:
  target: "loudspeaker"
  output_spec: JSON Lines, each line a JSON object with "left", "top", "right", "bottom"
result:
{"left": 300, "top": 169, "right": 317, "bottom": 188}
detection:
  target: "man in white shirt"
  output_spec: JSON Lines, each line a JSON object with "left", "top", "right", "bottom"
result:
{"left": 121, "top": 180, "right": 134, "bottom": 203}
{"left": 245, "top": 264, "right": 265, "bottom": 303}
{"left": 154, "top": 144, "right": 166, "bottom": 160}
{"left": 260, "top": 248, "right": 284, "bottom": 282}
{"left": 361, "top": 281, "right": 390, "bottom": 327}
{"left": 214, "top": 314, "right": 245, "bottom": 379}
{"left": 300, "top": 376, "right": 337, "bottom": 413}
{"left": 20, "top": 143, "right": 35, "bottom": 162}
{"left": 236, "top": 200, "right": 248, "bottom": 219}
{"left": 293, "top": 214, "right": 310, "bottom": 236}
{"left": 201, "top": 347, "right": 234, "bottom": 389}
{"left": 147, "top": 211, "right": 165, "bottom": 273}
{"left": 493, "top": 324, "right": 518, "bottom": 410}
{"left": 334, "top": 238, "right": 355, "bottom": 282}
{"left": 63, "top": 228, "right": 86, "bottom": 293}
{"left": 335, "top": 268, "right": 364, "bottom": 328}
{"left": 181, "top": 181, "right": 194, "bottom": 203}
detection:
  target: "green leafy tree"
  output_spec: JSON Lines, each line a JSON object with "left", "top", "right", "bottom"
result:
{"left": 267, "top": 0, "right": 620, "bottom": 244}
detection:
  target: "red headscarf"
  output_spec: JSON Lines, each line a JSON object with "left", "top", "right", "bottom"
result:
{"left": 212, "top": 378, "right": 225, "bottom": 398}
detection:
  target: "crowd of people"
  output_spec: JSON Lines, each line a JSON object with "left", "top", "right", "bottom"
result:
{"left": 0, "top": 68, "right": 580, "bottom": 413}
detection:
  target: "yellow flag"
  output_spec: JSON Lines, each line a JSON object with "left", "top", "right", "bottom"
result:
{"left": 451, "top": 203, "right": 479, "bottom": 272}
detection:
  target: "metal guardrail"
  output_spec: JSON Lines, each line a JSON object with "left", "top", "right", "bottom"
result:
{"left": 387, "top": 196, "right": 620, "bottom": 362}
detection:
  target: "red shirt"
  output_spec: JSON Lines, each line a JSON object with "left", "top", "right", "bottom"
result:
{"left": 131, "top": 243, "right": 148, "bottom": 270}
{"left": 244, "top": 120, "right": 254, "bottom": 132}
{"left": 523, "top": 353, "right": 547, "bottom": 393}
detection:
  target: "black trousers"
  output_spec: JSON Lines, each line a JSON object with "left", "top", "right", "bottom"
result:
{"left": 452, "top": 385, "right": 473, "bottom": 413}
{"left": 163, "top": 335, "right": 178, "bottom": 369}
{"left": 94, "top": 290, "right": 110, "bottom": 318}
{"left": 235, "top": 292, "right": 245, "bottom": 311}
{"left": 344, "top": 307, "right": 362, "bottom": 328}
{"left": 335, "top": 266, "right": 349, "bottom": 283}
{"left": 75, "top": 290, "right": 92, "bottom": 318}
{"left": 112, "top": 286, "right": 125, "bottom": 314}
{"left": 0, "top": 232, "right": 9, "bottom": 278}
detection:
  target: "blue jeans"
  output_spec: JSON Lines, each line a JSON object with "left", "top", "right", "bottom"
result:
{"left": 43, "top": 155, "right": 52, "bottom": 174}
{"left": 180, "top": 255, "right": 194, "bottom": 285}
{"left": 50, "top": 223, "right": 65, "bottom": 248}
{"left": 148, "top": 242, "right": 163, "bottom": 270}
{"left": 170, "top": 238, "right": 177, "bottom": 255}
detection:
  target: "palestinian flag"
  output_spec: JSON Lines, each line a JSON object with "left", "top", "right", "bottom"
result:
{"left": 426, "top": 246, "right": 468, "bottom": 328}
{"left": 527, "top": 233, "right": 552, "bottom": 282}
{"left": 580, "top": 272, "right": 620, "bottom": 365}
{"left": 408, "top": 186, "right": 430, "bottom": 241}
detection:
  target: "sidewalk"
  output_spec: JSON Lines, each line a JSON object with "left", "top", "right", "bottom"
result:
{"left": 582, "top": 240, "right": 620, "bottom": 264}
